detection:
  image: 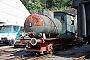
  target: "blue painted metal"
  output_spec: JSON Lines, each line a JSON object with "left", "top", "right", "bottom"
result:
{"left": 24, "top": 13, "right": 62, "bottom": 38}
{"left": 0, "top": 25, "right": 24, "bottom": 45}
{"left": 54, "top": 11, "right": 76, "bottom": 38}
{"left": 24, "top": 11, "right": 76, "bottom": 38}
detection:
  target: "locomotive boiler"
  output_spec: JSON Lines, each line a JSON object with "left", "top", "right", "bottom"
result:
{"left": 24, "top": 13, "right": 62, "bottom": 38}
{"left": 14, "top": 11, "right": 76, "bottom": 54}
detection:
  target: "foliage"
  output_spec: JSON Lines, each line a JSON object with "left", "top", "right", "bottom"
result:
{"left": 20, "top": 0, "right": 73, "bottom": 13}
{"left": 20, "top": 0, "right": 44, "bottom": 13}
{"left": 28, "top": 2, "right": 44, "bottom": 13}
{"left": 46, "top": 0, "right": 73, "bottom": 10}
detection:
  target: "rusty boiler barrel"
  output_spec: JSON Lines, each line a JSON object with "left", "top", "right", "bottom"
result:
{"left": 24, "top": 13, "right": 62, "bottom": 38}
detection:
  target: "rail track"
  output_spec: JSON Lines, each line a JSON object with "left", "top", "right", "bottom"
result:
{"left": 6, "top": 53, "right": 52, "bottom": 60}
{"left": 0, "top": 44, "right": 90, "bottom": 60}
{"left": 0, "top": 46, "right": 17, "bottom": 56}
{"left": 0, "top": 46, "right": 52, "bottom": 60}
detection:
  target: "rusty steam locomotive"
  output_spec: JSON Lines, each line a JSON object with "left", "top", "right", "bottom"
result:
{"left": 14, "top": 10, "right": 76, "bottom": 54}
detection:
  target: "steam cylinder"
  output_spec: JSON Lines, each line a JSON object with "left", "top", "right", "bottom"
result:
{"left": 24, "top": 13, "right": 62, "bottom": 38}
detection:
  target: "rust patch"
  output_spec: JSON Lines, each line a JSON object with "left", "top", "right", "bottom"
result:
{"left": 25, "top": 13, "right": 44, "bottom": 27}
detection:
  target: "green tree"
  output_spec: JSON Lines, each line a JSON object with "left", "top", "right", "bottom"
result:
{"left": 20, "top": 0, "right": 44, "bottom": 13}
{"left": 46, "top": 0, "right": 73, "bottom": 10}
{"left": 53, "top": 0, "right": 63, "bottom": 9}
{"left": 62, "top": 0, "right": 73, "bottom": 7}
{"left": 28, "top": 2, "right": 44, "bottom": 13}
{"left": 20, "top": 0, "right": 73, "bottom": 12}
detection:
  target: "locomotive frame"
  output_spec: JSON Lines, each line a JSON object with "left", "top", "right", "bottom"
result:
{"left": 14, "top": 10, "right": 76, "bottom": 54}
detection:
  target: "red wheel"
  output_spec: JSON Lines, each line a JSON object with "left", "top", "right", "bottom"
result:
{"left": 47, "top": 43, "right": 54, "bottom": 55}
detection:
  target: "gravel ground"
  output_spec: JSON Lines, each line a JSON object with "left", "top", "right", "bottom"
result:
{"left": 0, "top": 46, "right": 27, "bottom": 60}
{"left": 44, "top": 44, "right": 90, "bottom": 60}
{"left": 0, "top": 45, "right": 90, "bottom": 60}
